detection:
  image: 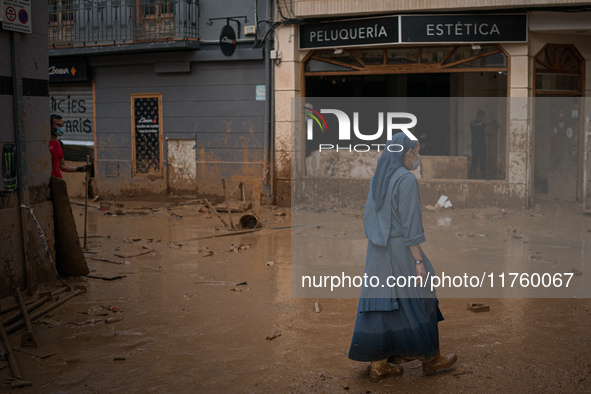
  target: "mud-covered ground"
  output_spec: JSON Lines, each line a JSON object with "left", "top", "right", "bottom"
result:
{"left": 1, "top": 196, "right": 591, "bottom": 393}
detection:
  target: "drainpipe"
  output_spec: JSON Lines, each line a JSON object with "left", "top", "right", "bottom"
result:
{"left": 254, "top": 0, "right": 258, "bottom": 32}
{"left": 10, "top": 32, "right": 34, "bottom": 292}
{"left": 262, "top": 0, "right": 272, "bottom": 199}
{"left": 269, "top": 31, "right": 275, "bottom": 199}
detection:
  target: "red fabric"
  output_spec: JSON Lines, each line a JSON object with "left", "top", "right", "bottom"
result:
{"left": 49, "top": 140, "right": 64, "bottom": 178}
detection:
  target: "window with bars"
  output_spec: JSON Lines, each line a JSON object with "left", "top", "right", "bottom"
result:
{"left": 141, "top": 0, "right": 174, "bottom": 18}
{"left": 49, "top": 0, "right": 74, "bottom": 24}
{"left": 535, "top": 44, "right": 584, "bottom": 95}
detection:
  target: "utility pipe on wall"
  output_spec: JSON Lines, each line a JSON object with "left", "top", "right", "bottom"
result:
{"left": 10, "top": 31, "right": 35, "bottom": 293}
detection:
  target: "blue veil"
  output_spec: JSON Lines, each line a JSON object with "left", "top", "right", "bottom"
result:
{"left": 364, "top": 133, "right": 418, "bottom": 247}
{"left": 371, "top": 133, "right": 418, "bottom": 210}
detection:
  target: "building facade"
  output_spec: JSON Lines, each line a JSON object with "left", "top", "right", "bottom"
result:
{"left": 49, "top": 0, "right": 274, "bottom": 198}
{"left": 1, "top": 1, "right": 56, "bottom": 297}
{"left": 274, "top": 1, "right": 591, "bottom": 209}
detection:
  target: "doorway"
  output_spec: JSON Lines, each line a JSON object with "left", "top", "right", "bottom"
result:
{"left": 533, "top": 44, "right": 584, "bottom": 201}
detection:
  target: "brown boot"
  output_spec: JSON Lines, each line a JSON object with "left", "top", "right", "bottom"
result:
{"left": 422, "top": 351, "right": 457, "bottom": 376}
{"left": 369, "top": 359, "right": 403, "bottom": 383}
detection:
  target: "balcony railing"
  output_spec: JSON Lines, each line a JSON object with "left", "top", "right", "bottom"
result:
{"left": 49, "top": 0, "right": 199, "bottom": 49}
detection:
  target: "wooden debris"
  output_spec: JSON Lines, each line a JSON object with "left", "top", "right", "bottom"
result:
{"left": 105, "top": 316, "right": 124, "bottom": 324}
{"left": 86, "top": 274, "right": 126, "bottom": 281}
{"left": 266, "top": 332, "right": 281, "bottom": 341}
{"left": 314, "top": 301, "right": 322, "bottom": 313}
{"left": 467, "top": 303, "right": 490, "bottom": 313}
{"left": 204, "top": 198, "right": 228, "bottom": 227}
{"left": 195, "top": 280, "right": 247, "bottom": 286}
{"left": 113, "top": 249, "right": 153, "bottom": 258}
{"left": 89, "top": 257, "right": 125, "bottom": 265}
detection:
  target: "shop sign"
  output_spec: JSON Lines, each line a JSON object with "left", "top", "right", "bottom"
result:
{"left": 300, "top": 16, "right": 399, "bottom": 49}
{"left": 2, "top": 0, "right": 31, "bottom": 34}
{"left": 400, "top": 14, "right": 527, "bottom": 43}
{"left": 220, "top": 24, "right": 236, "bottom": 56}
{"left": 300, "top": 14, "right": 527, "bottom": 49}
{"left": 49, "top": 58, "right": 91, "bottom": 83}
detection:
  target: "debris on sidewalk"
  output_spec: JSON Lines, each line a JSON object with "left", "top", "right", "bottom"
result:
{"left": 569, "top": 268, "right": 583, "bottom": 276}
{"left": 182, "top": 228, "right": 261, "bottom": 243}
{"left": 266, "top": 332, "right": 281, "bottom": 341}
{"left": 204, "top": 198, "right": 228, "bottom": 227}
{"left": 169, "top": 212, "right": 183, "bottom": 220}
{"left": 86, "top": 274, "right": 126, "bottom": 281}
{"left": 89, "top": 257, "right": 126, "bottom": 265}
{"left": 105, "top": 316, "right": 124, "bottom": 324}
{"left": 123, "top": 237, "right": 143, "bottom": 243}
{"left": 68, "top": 318, "right": 103, "bottom": 326}
{"left": 239, "top": 214, "right": 262, "bottom": 229}
{"left": 195, "top": 280, "right": 248, "bottom": 286}
{"left": 113, "top": 249, "right": 153, "bottom": 258}
{"left": 314, "top": 301, "right": 322, "bottom": 313}
{"left": 228, "top": 243, "right": 251, "bottom": 252}
{"left": 84, "top": 305, "right": 110, "bottom": 316}
{"left": 467, "top": 303, "right": 490, "bottom": 313}
{"left": 455, "top": 232, "right": 487, "bottom": 238}
{"left": 425, "top": 195, "right": 453, "bottom": 211}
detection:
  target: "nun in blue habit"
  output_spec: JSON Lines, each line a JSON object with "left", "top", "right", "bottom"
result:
{"left": 348, "top": 133, "right": 457, "bottom": 382}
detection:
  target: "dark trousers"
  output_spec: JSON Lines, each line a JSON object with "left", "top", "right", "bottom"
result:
{"left": 471, "top": 145, "right": 486, "bottom": 178}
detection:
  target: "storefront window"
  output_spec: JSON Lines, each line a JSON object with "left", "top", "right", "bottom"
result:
{"left": 305, "top": 44, "right": 507, "bottom": 73}
{"left": 303, "top": 44, "right": 509, "bottom": 181}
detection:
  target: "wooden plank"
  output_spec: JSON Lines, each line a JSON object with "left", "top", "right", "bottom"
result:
{"left": 348, "top": 49, "right": 365, "bottom": 67}
{"left": 304, "top": 67, "right": 507, "bottom": 77}
{"left": 310, "top": 55, "right": 364, "bottom": 71}
{"left": 441, "top": 49, "right": 500, "bottom": 69}
{"left": 232, "top": 176, "right": 261, "bottom": 214}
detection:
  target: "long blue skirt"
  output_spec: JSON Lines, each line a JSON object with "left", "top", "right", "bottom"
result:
{"left": 348, "top": 297, "right": 444, "bottom": 362}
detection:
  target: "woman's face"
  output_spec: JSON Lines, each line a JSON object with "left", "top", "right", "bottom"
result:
{"left": 404, "top": 143, "right": 421, "bottom": 170}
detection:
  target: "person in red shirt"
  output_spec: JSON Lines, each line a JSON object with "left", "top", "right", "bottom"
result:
{"left": 49, "top": 114, "right": 89, "bottom": 178}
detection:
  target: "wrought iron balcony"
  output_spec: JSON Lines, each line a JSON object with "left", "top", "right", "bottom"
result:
{"left": 49, "top": 0, "right": 199, "bottom": 51}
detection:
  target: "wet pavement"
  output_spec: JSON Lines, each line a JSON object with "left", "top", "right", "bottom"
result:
{"left": 1, "top": 196, "right": 591, "bottom": 393}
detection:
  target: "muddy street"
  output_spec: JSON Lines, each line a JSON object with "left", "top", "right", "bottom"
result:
{"left": 1, "top": 197, "right": 591, "bottom": 393}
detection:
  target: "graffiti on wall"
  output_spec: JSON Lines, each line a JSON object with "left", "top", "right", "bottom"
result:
{"left": 49, "top": 89, "right": 94, "bottom": 141}
{"left": 2, "top": 143, "right": 17, "bottom": 190}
